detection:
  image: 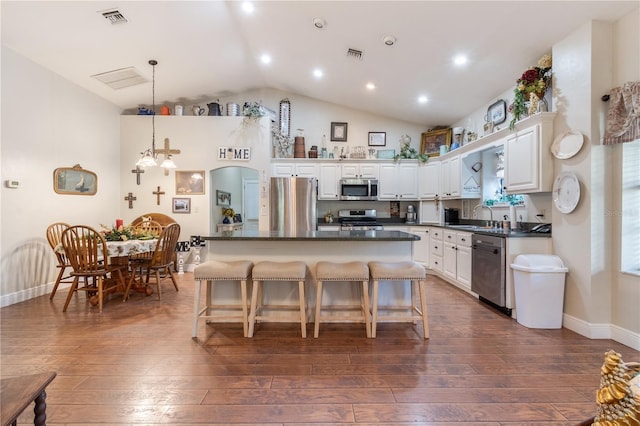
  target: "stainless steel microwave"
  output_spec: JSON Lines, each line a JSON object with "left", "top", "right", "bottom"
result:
{"left": 339, "top": 178, "right": 379, "bottom": 201}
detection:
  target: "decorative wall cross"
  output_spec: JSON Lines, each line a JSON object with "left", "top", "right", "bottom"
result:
{"left": 153, "top": 186, "right": 165, "bottom": 205}
{"left": 124, "top": 192, "right": 137, "bottom": 209}
{"left": 131, "top": 166, "right": 144, "bottom": 185}
{"left": 155, "top": 138, "right": 181, "bottom": 176}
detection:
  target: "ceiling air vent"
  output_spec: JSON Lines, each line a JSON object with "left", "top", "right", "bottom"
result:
{"left": 347, "top": 48, "right": 363, "bottom": 60}
{"left": 100, "top": 9, "right": 128, "bottom": 25}
{"left": 91, "top": 67, "right": 147, "bottom": 90}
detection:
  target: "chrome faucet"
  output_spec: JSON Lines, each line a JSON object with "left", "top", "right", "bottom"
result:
{"left": 473, "top": 203, "right": 494, "bottom": 221}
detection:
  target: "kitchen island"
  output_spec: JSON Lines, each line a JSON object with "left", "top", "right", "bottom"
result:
{"left": 196, "top": 230, "right": 421, "bottom": 320}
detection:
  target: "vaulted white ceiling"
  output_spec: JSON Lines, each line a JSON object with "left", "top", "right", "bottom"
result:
{"left": 2, "top": 1, "right": 637, "bottom": 126}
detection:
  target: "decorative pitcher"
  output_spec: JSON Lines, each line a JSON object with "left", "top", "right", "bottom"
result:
{"left": 192, "top": 105, "right": 205, "bottom": 116}
{"left": 207, "top": 101, "right": 223, "bottom": 116}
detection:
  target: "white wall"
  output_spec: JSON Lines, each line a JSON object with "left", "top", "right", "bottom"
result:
{"left": 1, "top": 46, "right": 122, "bottom": 305}
{"left": 180, "top": 88, "right": 428, "bottom": 159}
{"left": 610, "top": 9, "right": 640, "bottom": 337}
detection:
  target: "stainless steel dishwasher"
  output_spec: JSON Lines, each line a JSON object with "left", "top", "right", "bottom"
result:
{"left": 471, "top": 234, "right": 511, "bottom": 315}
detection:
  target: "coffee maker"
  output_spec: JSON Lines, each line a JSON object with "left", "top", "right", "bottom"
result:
{"left": 406, "top": 205, "right": 417, "bottom": 224}
{"left": 444, "top": 208, "right": 459, "bottom": 224}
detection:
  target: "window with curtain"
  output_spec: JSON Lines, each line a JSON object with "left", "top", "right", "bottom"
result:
{"left": 621, "top": 139, "right": 639, "bottom": 275}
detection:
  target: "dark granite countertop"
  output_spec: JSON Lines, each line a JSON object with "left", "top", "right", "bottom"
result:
{"left": 202, "top": 230, "right": 420, "bottom": 241}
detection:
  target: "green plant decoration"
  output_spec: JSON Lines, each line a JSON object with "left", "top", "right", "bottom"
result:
{"left": 394, "top": 141, "right": 429, "bottom": 163}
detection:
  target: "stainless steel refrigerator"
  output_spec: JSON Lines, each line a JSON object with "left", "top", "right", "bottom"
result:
{"left": 270, "top": 177, "right": 317, "bottom": 233}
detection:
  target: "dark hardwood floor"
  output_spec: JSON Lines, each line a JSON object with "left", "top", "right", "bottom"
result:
{"left": 1, "top": 272, "right": 637, "bottom": 425}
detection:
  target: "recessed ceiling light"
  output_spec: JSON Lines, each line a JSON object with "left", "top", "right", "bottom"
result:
{"left": 454, "top": 54, "right": 468, "bottom": 66}
{"left": 312, "top": 17, "right": 326, "bottom": 29}
{"left": 260, "top": 54, "right": 272, "bottom": 64}
{"left": 418, "top": 95, "right": 428, "bottom": 104}
{"left": 366, "top": 82, "right": 376, "bottom": 90}
{"left": 313, "top": 69, "right": 324, "bottom": 78}
{"left": 242, "top": 2, "right": 254, "bottom": 14}
{"left": 383, "top": 35, "right": 396, "bottom": 46}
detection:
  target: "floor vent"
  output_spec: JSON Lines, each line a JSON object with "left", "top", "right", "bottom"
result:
{"left": 347, "top": 48, "right": 363, "bottom": 60}
{"left": 91, "top": 67, "right": 147, "bottom": 90}
{"left": 100, "top": 9, "right": 128, "bottom": 25}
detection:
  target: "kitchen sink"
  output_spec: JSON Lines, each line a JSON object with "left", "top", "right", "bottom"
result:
{"left": 446, "top": 225, "right": 481, "bottom": 230}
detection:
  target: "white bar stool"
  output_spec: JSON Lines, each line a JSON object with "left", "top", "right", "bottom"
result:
{"left": 248, "top": 261, "right": 308, "bottom": 338}
{"left": 368, "top": 261, "right": 429, "bottom": 339}
{"left": 314, "top": 261, "right": 371, "bottom": 338}
{"left": 192, "top": 260, "right": 253, "bottom": 339}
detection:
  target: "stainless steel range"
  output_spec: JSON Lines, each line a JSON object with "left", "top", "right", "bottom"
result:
{"left": 338, "top": 209, "right": 384, "bottom": 231}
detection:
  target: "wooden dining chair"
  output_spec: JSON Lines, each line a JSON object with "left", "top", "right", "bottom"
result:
{"left": 124, "top": 223, "right": 181, "bottom": 301}
{"left": 60, "top": 225, "right": 127, "bottom": 313}
{"left": 132, "top": 220, "right": 163, "bottom": 239}
{"left": 45, "top": 222, "right": 74, "bottom": 300}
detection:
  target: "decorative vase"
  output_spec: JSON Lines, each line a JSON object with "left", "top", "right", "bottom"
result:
{"left": 538, "top": 97, "right": 549, "bottom": 112}
{"left": 223, "top": 216, "right": 231, "bottom": 224}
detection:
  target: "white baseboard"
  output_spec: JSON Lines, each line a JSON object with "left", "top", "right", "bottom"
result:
{"left": 0, "top": 282, "right": 58, "bottom": 308}
{"left": 563, "top": 313, "right": 640, "bottom": 351}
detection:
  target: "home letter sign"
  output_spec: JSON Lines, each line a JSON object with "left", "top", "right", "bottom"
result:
{"left": 218, "top": 147, "right": 251, "bottom": 161}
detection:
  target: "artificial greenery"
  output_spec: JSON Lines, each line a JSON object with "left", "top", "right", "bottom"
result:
{"left": 508, "top": 54, "right": 552, "bottom": 130}
{"left": 394, "top": 141, "right": 429, "bottom": 163}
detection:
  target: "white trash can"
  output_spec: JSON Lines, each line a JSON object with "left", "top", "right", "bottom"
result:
{"left": 510, "top": 254, "right": 568, "bottom": 329}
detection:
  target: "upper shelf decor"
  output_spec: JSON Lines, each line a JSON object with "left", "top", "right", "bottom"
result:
{"left": 420, "top": 128, "right": 451, "bottom": 157}
{"left": 509, "top": 54, "right": 552, "bottom": 130}
{"left": 53, "top": 164, "right": 97, "bottom": 195}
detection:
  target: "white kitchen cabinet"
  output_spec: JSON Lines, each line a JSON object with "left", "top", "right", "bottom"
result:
{"left": 341, "top": 163, "right": 379, "bottom": 179}
{"left": 409, "top": 227, "right": 430, "bottom": 266}
{"left": 379, "top": 162, "right": 419, "bottom": 200}
{"left": 418, "top": 161, "right": 440, "bottom": 199}
{"left": 429, "top": 227, "right": 443, "bottom": 272}
{"left": 318, "top": 163, "right": 340, "bottom": 200}
{"left": 440, "top": 156, "right": 461, "bottom": 198}
{"left": 272, "top": 162, "right": 318, "bottom": 177}
{"left": 503, "top": 115, "right": 554, "bottom": 193}
{"left": 441, "top": 230, "right": 473, "bottom": 292}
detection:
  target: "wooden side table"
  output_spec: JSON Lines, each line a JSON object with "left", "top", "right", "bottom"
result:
{"left": 1, "top": 371, "right": 56, "bottom": 426}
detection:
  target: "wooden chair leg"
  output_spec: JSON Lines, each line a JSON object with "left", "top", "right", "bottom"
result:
{"left": 313, "top": 281, "right": 323, "bottom": 338}
{"left": 418, "top": 279, "right": 429, "bottom": 339}
{"left": 168, "top": 268, "right": 179, "bottom": 291}
{"left": 155, "top": 270, "right": 162, "bottom": 300}
{"left": 62, "top": 277, "right": 79, "bottom": 312}
{"left": 192, "top": 280, "right": 202, "bottom": 338}
{"left": 248, "top": 280, "right": 261, "bottom": 338}
{"left": 361, "top": 280, "right": 372, "bottom": 338}
{"left": 298, "top": 280, "right": 307, "bottom": 338}
{"left": 49, "top": 267, "right": 66, "bottom": 300}
{"left": 371, "top": 280, "right": 379, "bottom": 338}
{"left": 97, "top": 276, "right": 104, "bottom": 313}
{"left": 240, "top": 280, "right": 248, "bottom": 337}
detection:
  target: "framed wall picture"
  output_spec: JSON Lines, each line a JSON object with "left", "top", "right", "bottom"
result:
{"left": 330, "top": 122, "right": 348, "bottom": 141}
{"left": 279, "top": 98, "right": 291, "bottom": 137}
{"left": 216, "top": 190, "right": 231, "bottom": 206}
{"left": 175, "top": 170, "right": 205, "bottom": 195}
{"left": 487, "top": 99, "right": 507, "bottom": 125}
{"left": 368, "top": 132, "right": 386, "bottom": 146}
{"left": 172, "top": 197, "right": 191, "bottom": 214}
{"left": 53, "top": 164, "right": 97, "bottom": 195}
{"left": 420, "top": 128, "right": 452, "bottom": 157}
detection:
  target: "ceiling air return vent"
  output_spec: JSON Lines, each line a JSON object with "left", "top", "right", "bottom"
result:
{"left": 347, "top": 48, "right": 363, "bottom": 60}
{"left": 91, "top": 67, "right": 147, "bottom": 90}
{"left": 99, "top": 9, "right": 128, "bottom": 25}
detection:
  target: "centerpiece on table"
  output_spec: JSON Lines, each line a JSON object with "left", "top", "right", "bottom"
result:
{"left": 222, "top": 207, "right": 235, "bottom": 224}
{"left": 100, "top": 223, "right": 134, "bottom": 241}
{"left": 509, "top": 54, "right": 552, "bottom": 130}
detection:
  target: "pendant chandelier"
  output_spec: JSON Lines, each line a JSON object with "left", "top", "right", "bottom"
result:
{"left": 136, "top": 60, "right": 176, "bottom": 169}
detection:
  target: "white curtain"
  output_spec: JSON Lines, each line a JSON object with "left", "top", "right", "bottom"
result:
{"left": 603, "top": 81, "right": 640, "bottom": 145}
